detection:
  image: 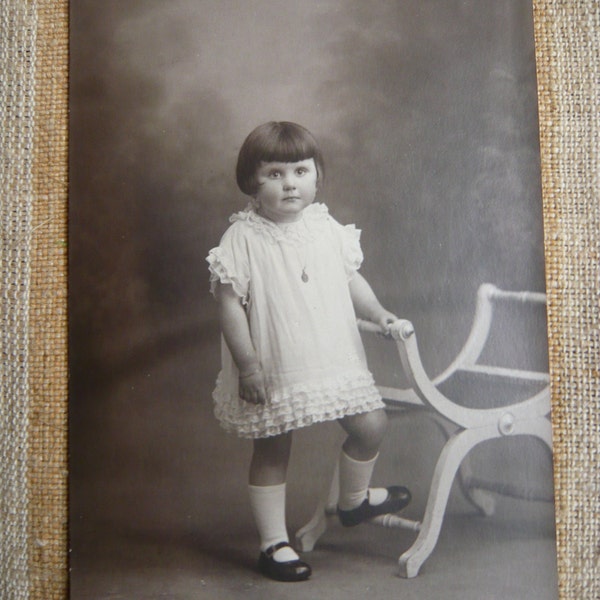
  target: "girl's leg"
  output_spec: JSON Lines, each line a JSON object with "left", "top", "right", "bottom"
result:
{"left": 337, "top": 409, "right": 410, "bottom": 524}
{"left": 338, "top": 409, "right": 388, "bottom": 509}
{"left": 249, "top": 432, "right": 292, "bottom": 552}
{"left": 249, "top": 431, "right": 292, "bottom": 486}
{"left": 339, "top": 407, "right": 388, "bottom": 462}
{"left": 248, "top": 432, "right": 311, "bottom": 580}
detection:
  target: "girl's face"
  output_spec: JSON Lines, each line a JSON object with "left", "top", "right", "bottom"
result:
{"left": 253, "top": 159, "right": 318, "bottom": 223}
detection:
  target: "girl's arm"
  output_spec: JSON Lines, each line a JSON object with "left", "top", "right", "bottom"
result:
{"left": 349, "top": 272, "right": 398, "bottom": 333}
{"left": 216, "top": 282, "right": 268, "bottom": 404}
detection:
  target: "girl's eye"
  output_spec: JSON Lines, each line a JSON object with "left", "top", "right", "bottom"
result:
{"left": 269, "top": 170, "right": 282, "bottom": 178}
{"left": 295, "top": 168, "right": 307, "bottom": 175}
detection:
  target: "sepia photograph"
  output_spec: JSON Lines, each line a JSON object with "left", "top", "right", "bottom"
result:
{"left": 69, "top": 1, "right": 559, "bottom": 597}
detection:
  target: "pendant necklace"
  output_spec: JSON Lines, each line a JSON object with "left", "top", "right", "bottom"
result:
{"left": 287, "top": 218, "right": 310, "bottom": 282}
{"left": 295, "top": 237, "right": 309, "bottom": 282}
{"left": 298, "top": 217, "right": 310, "bottom": 282}
{"left": 274, "top": 213, "right": 311, "bottom": 282}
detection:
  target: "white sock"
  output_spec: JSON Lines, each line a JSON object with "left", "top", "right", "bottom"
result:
{"left": 338, "top": 450, "right": 388, "bottom": 510}
{"left": 248, "top": 483, "right": 299, "bottom": 562}
{"left": 368, "top": 487, "right": 389, "bottom": 505}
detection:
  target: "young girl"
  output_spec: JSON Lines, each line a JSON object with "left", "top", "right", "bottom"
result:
{"left": 207, "top": 121, "right": 410, "bottom": 582}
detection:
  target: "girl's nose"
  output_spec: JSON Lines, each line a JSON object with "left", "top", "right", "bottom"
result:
{"left": 283, "top": 173, "right": 296, "bottom": 190}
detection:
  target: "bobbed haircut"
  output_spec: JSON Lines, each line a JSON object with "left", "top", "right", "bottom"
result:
{"left": 236, "top": 121, "right": 325, "bottom": 196}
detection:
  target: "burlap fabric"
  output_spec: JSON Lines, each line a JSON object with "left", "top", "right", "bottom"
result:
{"left": 0, "top": 1, "right": 597, "bottom": 598}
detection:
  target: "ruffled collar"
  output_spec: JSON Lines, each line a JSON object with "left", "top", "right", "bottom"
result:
{"left": 229, "top": 202, "right": 330, "bottom": 244}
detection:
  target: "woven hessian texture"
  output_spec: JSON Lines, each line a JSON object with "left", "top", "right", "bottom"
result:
{"left": 1, "top": 1, "right": 68, "bottom": 599}
{"left": 0, "top": 0, "right": 597, "bottom": 598}
{"left": 534, "top": 1, "right": 600, "bottom": 597}
{"left": 29, "top": 1, "right": 69, "bottom": 598}
{"left": 1, "top": 3, "right": 35, "bottom": 599}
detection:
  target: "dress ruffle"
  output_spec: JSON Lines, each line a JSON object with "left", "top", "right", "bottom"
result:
{"left": 213, "top": 371, "right": 385, "bottom": 438}
{"left": 207, "top": 246, "right": 250, "bottom": 304}
{"left": 340, "top": 223, "right": 363, "bottom": 277}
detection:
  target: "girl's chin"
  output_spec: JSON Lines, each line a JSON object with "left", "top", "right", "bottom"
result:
{"left": 274, "top": 214, "right": 303, "bottom": 223}
{"left": 258, "top": 207, "right": 307, "bottom": 223}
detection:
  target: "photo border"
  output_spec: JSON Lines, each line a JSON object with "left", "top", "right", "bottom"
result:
{"left": 0, "top": 1, "right": 597, "bottom": 597}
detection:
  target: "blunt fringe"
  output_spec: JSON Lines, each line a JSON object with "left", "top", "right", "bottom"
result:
{"left": 236, "top": 121, "right": 324, "bottom": 195}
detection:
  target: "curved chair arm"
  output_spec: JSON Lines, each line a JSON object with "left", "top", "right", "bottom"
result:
{"left": 434, "top": 284, "right": 547, "bottom": 385}
{"left": 390, "top": 321, "right": 550, "bottom": 429}
{"left": 357, "top": 318, "right": 414, "bottom": 339}
{"left": 432, "top": 284, "right": 495, "bottom": 385}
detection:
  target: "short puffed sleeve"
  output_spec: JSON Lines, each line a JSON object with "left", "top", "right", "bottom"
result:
{"left": 327, "top": 215, "right": 364, "bottom": 279}
{"left": 206, "top": 223, "right": 251, "bottom": 304}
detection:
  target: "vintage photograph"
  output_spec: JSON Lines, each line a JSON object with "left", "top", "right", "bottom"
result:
{"left": 69, "top": 1, "right": 559, "bottom": 597}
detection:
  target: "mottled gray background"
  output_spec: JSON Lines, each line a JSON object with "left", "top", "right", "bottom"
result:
{"left": 69, "top": 1, "right": 556, "bottom": 597}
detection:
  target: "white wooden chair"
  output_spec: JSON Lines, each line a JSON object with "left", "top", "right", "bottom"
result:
{"left": 295, "top": 283, "right": 552, "bottom": 578}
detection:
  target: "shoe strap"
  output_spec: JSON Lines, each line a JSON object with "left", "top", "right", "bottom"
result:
{"left": 265, "top": 541, "right": 291, "bottom": 557}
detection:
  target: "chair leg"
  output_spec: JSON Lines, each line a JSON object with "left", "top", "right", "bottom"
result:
{"left": 398, "top": 424, "right": 498, "bottom": 578}
{"left": 429, "top": 414, "right": 496, "bottom": 517}
{"left": 295, "top": 462, "right": 339, "bottom": 552}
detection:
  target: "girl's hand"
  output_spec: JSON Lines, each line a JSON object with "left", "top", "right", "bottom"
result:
{"left": 239, "top": 367, "right": 268, "bottom": 405}
{"left": 375, "top": 311, "right": 398, "bottom": 338}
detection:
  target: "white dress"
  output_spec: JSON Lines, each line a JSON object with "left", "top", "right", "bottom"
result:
{"left": 206, "top": 202, "right": 384, "bottom": 438}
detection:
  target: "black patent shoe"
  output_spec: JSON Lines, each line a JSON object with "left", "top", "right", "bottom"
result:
{"left": 258, "top": 541, "right": 312, "bottom": 582}
{"left": 338, "top": 486, "right": 411, "bottom": 527}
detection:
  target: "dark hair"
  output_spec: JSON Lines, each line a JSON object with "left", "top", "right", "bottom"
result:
{"left": 236, "top": 121, "right": 325, "bottom": 195}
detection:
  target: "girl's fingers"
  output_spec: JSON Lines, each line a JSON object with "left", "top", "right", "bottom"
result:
{"left": 255, "top": 384, "right": 267, "bottom": 405}
{"left": 240, "top": 381, "right": 268, "bottom": 405}
{"left": 240, "top": 385, "right": 252, "bottom": 403}
{"left": 379, "top": 313, "right": 398, "bottom": 337}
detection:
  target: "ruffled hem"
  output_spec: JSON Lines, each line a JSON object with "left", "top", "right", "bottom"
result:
{"left": 212, "top": 371, "right": 384, "bottom": 438}
{"left": 207, "top": 247, "right": 249, "bottom": 304}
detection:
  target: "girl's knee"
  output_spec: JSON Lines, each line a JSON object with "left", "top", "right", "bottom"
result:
{"left": 250, "top": 432, "right": 293, "bottom": 486}
{"left": 253, "top": 432, "right": 292, "bottom": 462}
{"left": 364, "top": 409, "right": 388, "bottom": 444}
{"left": 341, "top": 409, "right": 388, "bottom": 451}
